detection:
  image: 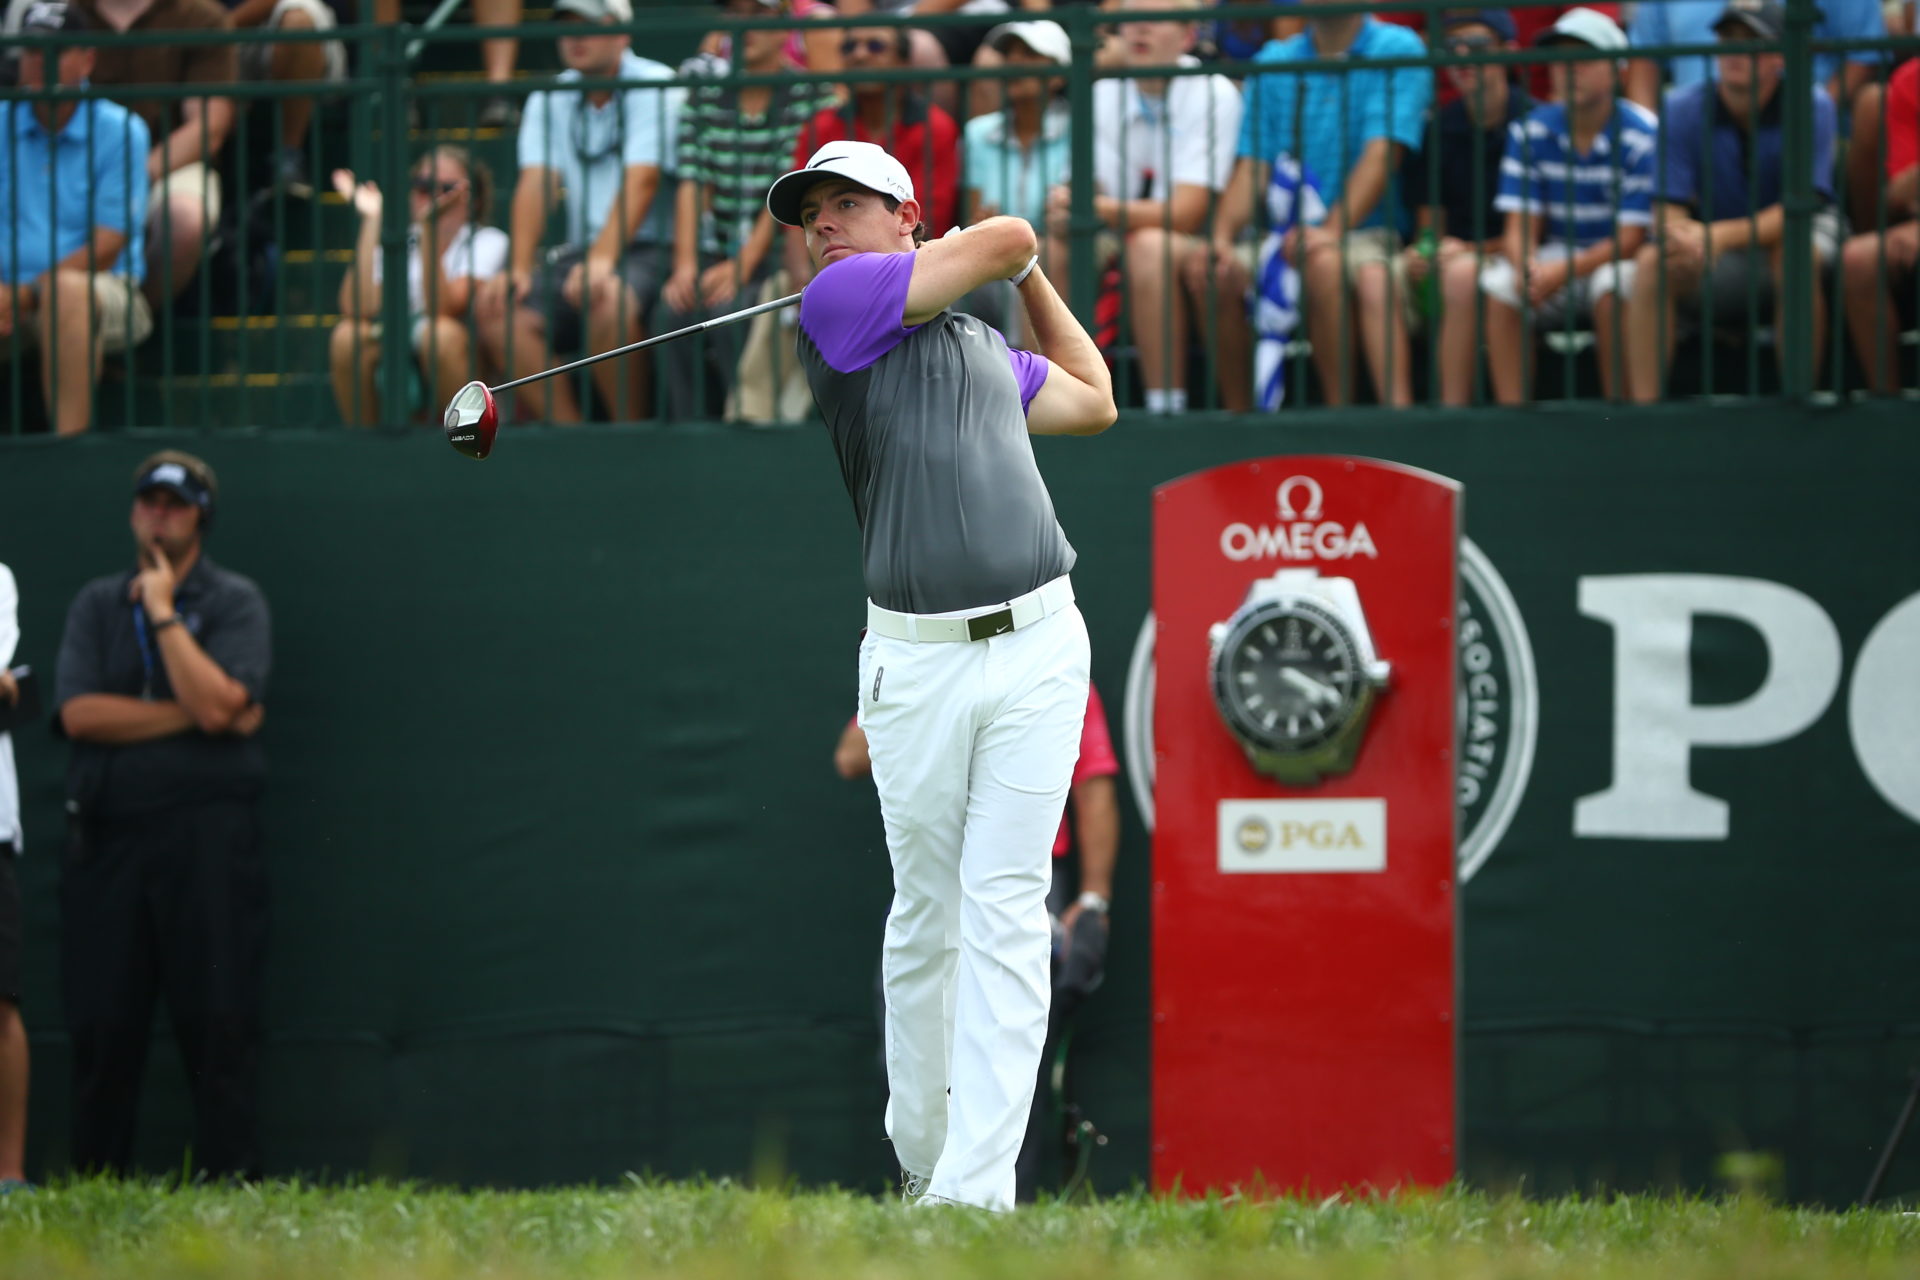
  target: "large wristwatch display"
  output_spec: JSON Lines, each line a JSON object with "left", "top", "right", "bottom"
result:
{"left": 1207, "top": 568, "right": 1391, "bottom": 785}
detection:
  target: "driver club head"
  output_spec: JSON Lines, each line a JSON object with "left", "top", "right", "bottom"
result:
{"left": 443, "top": 380, "right": 498, "bottom": 460}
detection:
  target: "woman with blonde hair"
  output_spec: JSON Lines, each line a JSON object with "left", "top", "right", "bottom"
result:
{"left": 328, "top": 146, "right": 509, "bottom": 426}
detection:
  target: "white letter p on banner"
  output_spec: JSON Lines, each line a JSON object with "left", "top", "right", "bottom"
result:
{"left": 1575, "top": 575, "right": 1842, "bottom": 840}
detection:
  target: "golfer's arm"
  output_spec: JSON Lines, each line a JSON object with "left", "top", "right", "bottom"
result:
{"left": 60, "top": 694, "right": 197, "bottom": 744}
{"left": 1019, "top": 262, "right": 1116, "bottom": 436}
{"left": 1071, "top": 775, "right": 1119, "bottom": 901}
{"left": 509, "top": 169, "right": 552, "bottom": 278}
{"left": 589, "top": 166, "right": 660, "bottom": 268}
{"left": 902, "top": 215, "right": 1036, "bottom": 323}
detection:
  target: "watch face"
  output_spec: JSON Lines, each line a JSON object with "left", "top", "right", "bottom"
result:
{"left": 1212, "top": 599, "right": 1367, "bottom": 754}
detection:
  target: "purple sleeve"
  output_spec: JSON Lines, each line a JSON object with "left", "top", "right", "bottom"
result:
{"left": 1006, "top": 345, "right": 1050, "bottom": 415}
{"left": 798, "top": 252, "right": 921, "bottom": 372}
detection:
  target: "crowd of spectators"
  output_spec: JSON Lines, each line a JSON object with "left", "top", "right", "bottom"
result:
{"left": 3, "top": 0, "right": 1919, "bottom": 430}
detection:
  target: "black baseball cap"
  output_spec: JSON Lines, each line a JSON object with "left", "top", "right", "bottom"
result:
{"left": 17, "top": 0, "right": 91, "bottom": 32}
{"left": 134, "top": 455, "right": 217, "bottom": 522}
{"left": 1713, "top": 0, "right": 1786, "bottom": 39}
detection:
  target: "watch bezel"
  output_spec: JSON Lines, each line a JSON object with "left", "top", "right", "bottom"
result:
{"left": 1210, "top": 596, "right": 1367, "bottom": 755}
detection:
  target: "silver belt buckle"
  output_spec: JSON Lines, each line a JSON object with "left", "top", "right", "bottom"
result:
{"left": 965, "top": 608, "right": 1015, "bottom": 642}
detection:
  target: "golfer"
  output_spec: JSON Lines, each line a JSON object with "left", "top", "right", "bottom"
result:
{"left": 767, "top": 141, "right": 1115, "bottom": 1212}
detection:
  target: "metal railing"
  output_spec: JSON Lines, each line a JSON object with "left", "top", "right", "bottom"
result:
{"left": 2, "top": 1, "right": 1916, "bottom": 434}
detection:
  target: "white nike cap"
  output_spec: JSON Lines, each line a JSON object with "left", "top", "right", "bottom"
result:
{"left": 1535, "top": 6, "right": 1628, "bottom": 52}
{"left": 766, "top": 140, "right": 917, "bottom": 228}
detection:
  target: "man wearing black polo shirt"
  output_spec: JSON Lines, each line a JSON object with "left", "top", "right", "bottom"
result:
{"left": 54, "top": 451, "right": 271, "bottom": 1179}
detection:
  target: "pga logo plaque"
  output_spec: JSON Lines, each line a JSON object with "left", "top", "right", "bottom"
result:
{"left": 1149, "top": 457, "right": 1461, "bottom": 1200}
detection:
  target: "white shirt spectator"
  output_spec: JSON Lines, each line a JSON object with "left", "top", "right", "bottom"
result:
{"left": 0, "top": 563, "right": 19, "bottom": 851}
{"left": 516, "top": 48, "right": 683, "bottom": 249}
{"left": 371, "top": 223, "right": 510, "bottom": 318}
{"left": 1091, "top": 54, "right": 1242, "bottom": 202}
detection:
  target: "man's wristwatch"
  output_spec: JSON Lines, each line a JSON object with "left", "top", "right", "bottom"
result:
{"left": 1206, "top": 568, "right": 1390, "bottom": 785}
{"left": 1075, "top": 891, "right": 1109, "bottom": 914}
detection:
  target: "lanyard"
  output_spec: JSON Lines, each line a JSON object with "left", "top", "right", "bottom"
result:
{"left": 132, "top": 601, "right": 158, "bottom": 701}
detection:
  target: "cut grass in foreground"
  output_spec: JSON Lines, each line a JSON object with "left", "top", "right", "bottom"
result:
{"left": 0, "top": 1179, "right": 1915, "bottom": 1280}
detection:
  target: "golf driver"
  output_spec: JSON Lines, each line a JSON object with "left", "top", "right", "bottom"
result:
{"left": 443, "top": 290, "right": 803, "bottom": 459}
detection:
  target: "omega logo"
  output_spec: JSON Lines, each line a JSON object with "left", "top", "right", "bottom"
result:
{"left": 1220, "top": 475, "right": 1378, "bottom": 563}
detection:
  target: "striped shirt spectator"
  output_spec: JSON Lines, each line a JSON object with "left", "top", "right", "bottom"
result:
{"left": 678, "top": 80, "right": 836, "bottom": 256}
{"left": 1494, "top": 97, "right": 1658, "bottom": 249}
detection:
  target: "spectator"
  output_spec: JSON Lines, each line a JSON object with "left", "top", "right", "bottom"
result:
{"left": 1625, "top": 0, "right": 1724, "bottom": 106}
{"left": 831, "top": 681, "right": 1120, "bottom": 1204}
{"left": 784, "top": 24, "right": 961, "bottom": 285}
{"left": 1480, "top": 8, "right": 1653, "bottom": 404}
{"left": 1622, "top": 0, "right": 1837, "bottom": 402}
{"left": 55, "top": 452, "right": 270, "bottom": 1179}
{"left": 1059, "top": 0, "right": 1240, "bottom": 413}
{"left": 221, "top": 0, "right": 346, "bottom": 192}
{"left": 1208, "top": 0, "right": 1430, "bottom": 407}
{"left": 46, "top": 0, "right": 237, "bottom": 311}
{"left": 1841, "top": 57, "right": 1919, "bottom": 394}
{"left": 0, "top": 563, "right": 27, "bottom": 1191}
{"left": 2, "top": 0, "right": 153, "bottom": 436}
{"left": 963, "top": 21, "right": 1070, "bottom": 228}
{"left": 686, "top": 0, "right": 844, "bottom": 81}
{"left": 836, "top": 0, "right": 960, "bottom": 113}
{"left": 475, "top": 0, "right": 679, "bottom": 424}
{"left": 660, "top": 0, "right": 834, "bottom": 419}
{"left": 329, "top": 147, "right": 508, "bottom": 427}
{"left": 1382, "top": 8, "right": 1532, "bottom": 406}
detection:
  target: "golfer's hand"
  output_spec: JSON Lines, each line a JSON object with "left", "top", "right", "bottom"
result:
{"left": 0, "top": 669, "right": 16, "bottom": 708}
{"left": 699, "top": 258, "right": 743, "bottom": 308}
{"left": 231, "top": 702, "right": 266, "bottom": 737}
{"left": 663, "top": 264, "right": 699, "bottom": 314}
{"left": 128, "top": 541, "right": 179, "bottom": 618}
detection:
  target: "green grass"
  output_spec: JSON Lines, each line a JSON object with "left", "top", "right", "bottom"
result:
{"left": 0, "top": 1180, "right": 1915, "bottom": 1279}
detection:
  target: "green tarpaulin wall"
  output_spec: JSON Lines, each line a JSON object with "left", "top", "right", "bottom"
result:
{"left": 3, "top": 403, "right": 1916, "bottom": 1203}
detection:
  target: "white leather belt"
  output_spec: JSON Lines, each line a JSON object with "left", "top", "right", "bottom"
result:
{"left": 867, "top": 575, "right": 1075, "bottom": 644}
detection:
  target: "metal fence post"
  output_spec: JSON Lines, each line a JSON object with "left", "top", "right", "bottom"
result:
{"left": 1780, "top": 0, "right": 1816, "bottom": 399}
{"left": 1065, "top": 6, "right": 1098, "bottom": 325}
{"left": 376, "top": 21, "right": 413, "bottom": 429}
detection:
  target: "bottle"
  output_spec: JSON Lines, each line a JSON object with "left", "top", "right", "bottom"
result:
{"left": 1415, "top": 229, "right": 1440, "bottom": 321}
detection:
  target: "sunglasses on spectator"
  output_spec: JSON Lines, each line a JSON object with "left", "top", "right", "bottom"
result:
{"left": 840, "top": 36, "right": 893, "bottom": 56}
{"left": 413, "top": 177, "right": 463, "bottom": 195}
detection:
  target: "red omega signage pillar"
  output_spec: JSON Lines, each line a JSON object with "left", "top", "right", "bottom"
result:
{"left": 1151, "top": 456, "right": 1459, "bottom": 1196}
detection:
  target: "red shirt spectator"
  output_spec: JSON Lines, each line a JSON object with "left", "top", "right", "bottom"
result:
{"left": 1054, "top": 685, "right": 1119, "bottom": 856}
{"left": 793, "top": 96, "right": 960, "bottom": 237}
{"left": 1887, "top": 57, "right": 1920, "bottom": 180}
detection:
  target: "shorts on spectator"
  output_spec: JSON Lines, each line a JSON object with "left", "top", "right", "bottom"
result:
{"left": 0, "top": 842, "right": 19, "bottom": 1006}
{"left": 5, "top": 274, "right": 154, "bottom": 354}
{"left": 524, "top": 243, "right": 667, "bottom": 354}
{"left": 147, "top": 162, "right": 224, "bottom": 234}
{"left": 1480, "top": 242, "right": 1634, "bottom": 328}
{"left": 240, "top": 0, "right": 349, "bottom": 83}
{"left": 1633, "top": 209, "right": 1844, "bottom": 333}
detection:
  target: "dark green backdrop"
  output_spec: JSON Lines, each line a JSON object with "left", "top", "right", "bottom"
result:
{"left": 2, "top": 404, "right": 1916, "bottom": 1203}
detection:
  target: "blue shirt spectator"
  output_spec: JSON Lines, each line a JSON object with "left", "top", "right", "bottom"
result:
{"left": 1657, "top": 79, "right": 1837, "bottom": 217}
{"left": 1628, "top": 0, "right": 1723, "bottom": 90}
{"left": 964, "top": 99, "right": 1071, "bottom": 226}
{"left": 1494, "top": 97, "right": 1658, "bottom": 248}
{"left": 517, "top": 47, "right": 682, "bottom": 248}
{"left": 1237, "top": 18, "right": 1432, "bottom": 231}
{"left": 1, "top": 96, "right": 150, "bottom": 284}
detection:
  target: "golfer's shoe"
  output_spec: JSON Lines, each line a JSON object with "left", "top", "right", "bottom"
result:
{"left": 912, "top": 1193, "right": 967, "bottom": 1209}
{"left": 900, "top": 1171, "right": 931, "bottom": 1204}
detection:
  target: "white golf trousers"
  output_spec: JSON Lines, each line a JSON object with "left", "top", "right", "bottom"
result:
{"left": 856, "top": 601, "right": 1090, "bottom": 1212}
